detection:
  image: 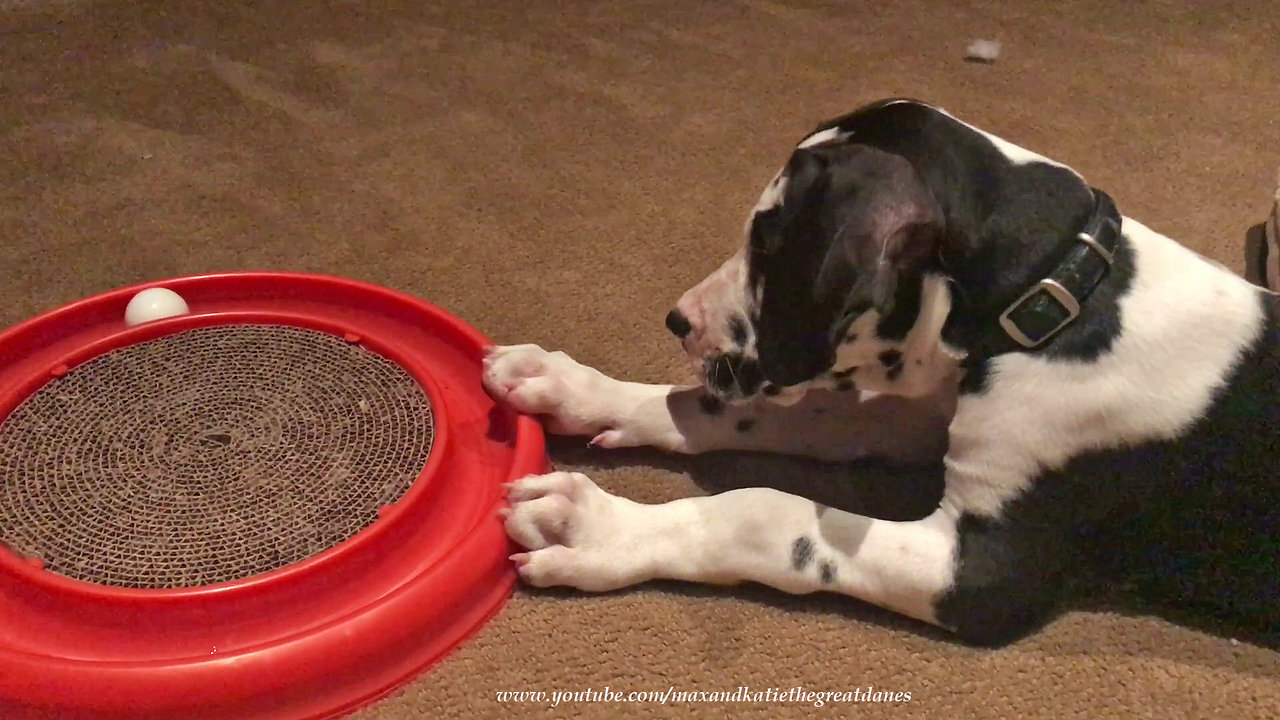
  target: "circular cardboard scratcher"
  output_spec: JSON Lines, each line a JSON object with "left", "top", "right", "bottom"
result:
{"left": 0, "top": 324, "right": 434, "bottom": 589}
{"left": 0, "top": 272, "right": 548, "bottom": 720}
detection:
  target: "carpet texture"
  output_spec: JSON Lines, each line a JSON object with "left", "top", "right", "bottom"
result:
{"left": 2, "top": 1, "right": 1279, "bottom": 718}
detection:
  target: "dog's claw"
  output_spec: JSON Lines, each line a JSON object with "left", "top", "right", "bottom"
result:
{"left": 589, "top": 429, "right": 623, "bottom": 448}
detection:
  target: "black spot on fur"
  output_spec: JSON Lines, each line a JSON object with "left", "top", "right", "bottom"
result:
{"left": 819, "top": 561, "right": 837, "bottom": 585}
{"left": 886, "top": 363, "right": 904, "bottom": 382}
{"left": 832, "top": 366, "right": 856, "bottom": 379}
{"left": 835, "top": 378, "right": 856, "bottom": 392}
{"left": 730, "top": 316, "right": 749, "bottom": 346}
{"left": 698, "top": 394, "right": 724, "bottom": 415}
{"left": 735, "top": 418, "right": 756, "bottom": 433}
{"left": 875, "top": 277, "right": 923, "bottom": 341}
{"left": 843, "top": 333, "right": 858, "bottom": 344}
{"left": 791, "top": 537, "right": 815, "bottom": 571}
{"left": 761, "top": 382, "right": 780, "bottom": 396}
{"left": 878, "top": 349, "right": 902, "bottom": 366}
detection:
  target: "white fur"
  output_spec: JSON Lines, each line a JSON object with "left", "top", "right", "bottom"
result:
{"left": 486, "top": 342, "right": 958, "bottom": 624}
{"left": 503, "top": 471, "right": 959, "bottom": 625}
{"left": 794, "top": 99, "right": 916, "bottom": 150}
{"left": 975, "top": 126, "right": 1073, "bottom": 171}
{"left": 796, "top": 126, "right": 849, "bottom": 149}
{"left": 671, "top": 248, "right": 754, "bottom": 374}
{"left": 833, "top": 275, "right": 966, "bottom": 397}
{"left": 483, "top": 344, "right": 952, "bottom": 462}
{"left": 974, "top": 127, "right": 1075, "bottom": 171}
{"left": 752, "top": 170, "right": 787, "bottom": 212}
{"left": 943, "top": 218, "right": 1264, "bottom": 518}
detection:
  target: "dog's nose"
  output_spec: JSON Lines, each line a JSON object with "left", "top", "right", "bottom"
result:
{"left": 665, "top": 308, "right": 693, "bottom": 338}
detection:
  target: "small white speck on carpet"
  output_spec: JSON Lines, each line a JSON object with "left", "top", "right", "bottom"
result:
{"left": 965, "top": 39, "right": 1002, "bottom": 63}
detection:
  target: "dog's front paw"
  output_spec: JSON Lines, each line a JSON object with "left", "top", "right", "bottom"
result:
{"left": 501, "top": 471, "right": 653, "bottom": 591}
{"left": 483, "top": 344, "right": 630, "bottom": 444}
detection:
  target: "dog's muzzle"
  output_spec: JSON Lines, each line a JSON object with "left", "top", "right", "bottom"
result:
{"left": 704, "top": 352, "right": 765, "bottom": 401}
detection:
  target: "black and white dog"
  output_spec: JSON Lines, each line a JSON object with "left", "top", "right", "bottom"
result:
{"left": 483, "top": 99, "right": 1279, "bottom": 646}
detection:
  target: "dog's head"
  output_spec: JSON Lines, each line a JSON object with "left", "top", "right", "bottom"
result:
{"left": 668, "top": 102, "right": 966, "bottom": 403}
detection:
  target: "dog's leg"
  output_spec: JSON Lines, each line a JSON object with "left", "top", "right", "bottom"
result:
{"left": 483, "top": 344, "right": 951, "bottom": 463}
{"left": 503, "top": 470, "right": 959, "bottom": 627}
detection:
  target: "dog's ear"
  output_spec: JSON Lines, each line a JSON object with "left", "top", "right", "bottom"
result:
{"left": 755, "top": 144, "right": 942, "bottom": 386}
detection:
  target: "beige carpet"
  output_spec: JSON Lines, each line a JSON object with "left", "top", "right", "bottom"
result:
{"left": 2, "top": 1, "right": 1278, "bottom": 718}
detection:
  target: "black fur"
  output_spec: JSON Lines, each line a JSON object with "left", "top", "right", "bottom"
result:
{"left": 959, "top": 237, "right": 1136, "bottom": 392}
{"left": 746, "top": 99, "right": 1105, "bottom": 390}
{"left": 878, "top": 349, "right": 902, "bottom": 367}
{"left": 665, "top": 308, "right": 693, "bottom": 338}
{"left": 937, "top": 290, "right": 1280, "bottom": 646}
{"left": 819, "top": 561, "right": 837, "bottom": 585}
{"left": 752, "top": 140, "right": 943, "bottom": 386}
{"left": 875, "top": 279, "right": 922, "bottom": 341}
{"left": 730, "top": 316, "right": 749, "bottom": 346}
{"left": 958, "top": 357, "right": 990, "bottom": 394}
{"left": 791, "top": 536, "right": 815, "bottom": 571}
{"left": 706, "top": 353, "right": 764, "bottom": 398}
{"left": 1243, "top": 221, "right": 1271, "bottom": 289}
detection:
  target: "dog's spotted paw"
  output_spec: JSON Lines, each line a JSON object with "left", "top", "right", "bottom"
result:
{"left": 482, "top": 344, "right": 636, "bottom": 445}
{"left": 501, "top": 471, "right": 653, "bottom": 591}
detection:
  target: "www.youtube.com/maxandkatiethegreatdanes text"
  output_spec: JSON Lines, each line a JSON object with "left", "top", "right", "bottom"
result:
{"left": 495, "top": 686, "right": 912, "bottom": 708}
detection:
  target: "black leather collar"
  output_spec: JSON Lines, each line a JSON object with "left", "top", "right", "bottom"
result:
{"left": 976, "top": 188, "right": 1123, "bottom": 358}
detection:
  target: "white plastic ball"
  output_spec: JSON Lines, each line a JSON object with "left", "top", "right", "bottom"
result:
{"left": 124, "top": 287, "right": 190, "bottom": 327}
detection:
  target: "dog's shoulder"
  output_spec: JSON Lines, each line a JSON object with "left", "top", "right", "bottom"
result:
{"left": 942, "top": 222, "right": 1279, "bottom": 637}
{"left": 948, "top": 218, "right": 1272, "bottom": 505}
